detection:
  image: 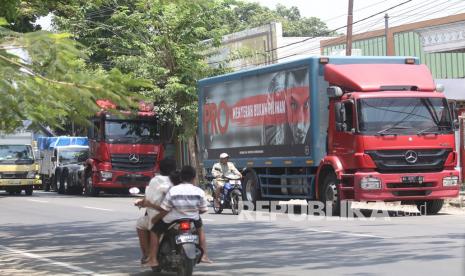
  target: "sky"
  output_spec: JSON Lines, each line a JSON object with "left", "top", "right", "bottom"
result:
{"left": 245, "top": 0, "right": 465, "bottom": 34}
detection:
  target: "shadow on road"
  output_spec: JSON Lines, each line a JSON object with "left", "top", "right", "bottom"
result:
{"left": 1, "top": 215, "right": 463, "bottom": 276}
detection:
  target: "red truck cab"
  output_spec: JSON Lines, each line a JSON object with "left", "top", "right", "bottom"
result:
{"left": 82, "top": 103, "right": 163, "bottom": 196}
{"left": 319, "top": 62, "right": 460, "bottom": 214}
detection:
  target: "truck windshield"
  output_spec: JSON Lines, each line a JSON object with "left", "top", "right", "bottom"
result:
{"left": 358, "top": 97, "right": 453, "bottom": 135}
{"left": 59, "top": 149, "right": 88, "bottom": 165}
{"left": 105, "top": 120, "right": 160, "bottom": 144}
{"left": 0, "top": 145, "right": 34, "bottom": 164}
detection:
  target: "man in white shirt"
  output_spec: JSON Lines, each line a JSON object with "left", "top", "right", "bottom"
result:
{"left": 134, "top": 158, "right": 176, "bottom": 264}
{"left": 211, "top": 153, "right": 242, "bottom": 208}
{"left": 145, "top": 165, "right": 211, "bottom": 267}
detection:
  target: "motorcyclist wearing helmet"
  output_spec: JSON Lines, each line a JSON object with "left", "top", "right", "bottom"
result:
{"left": 211, "top": 153, "right": 242, "bottom": 208}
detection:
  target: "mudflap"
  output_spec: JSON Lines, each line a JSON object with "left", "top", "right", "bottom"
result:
{"left": 181, "top": 243, "right": 197, "bottom": 260}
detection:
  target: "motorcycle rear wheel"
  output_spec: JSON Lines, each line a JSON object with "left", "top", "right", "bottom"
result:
{"left": 177, "top": 256, "right": 195, "bottom": 276}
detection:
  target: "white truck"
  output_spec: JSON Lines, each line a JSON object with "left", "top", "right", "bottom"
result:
{"left": 0, "top": 131, "right": 39, "bottom": 195}
{"left": 38, "top": 137, "right": 88, "bottom": 194}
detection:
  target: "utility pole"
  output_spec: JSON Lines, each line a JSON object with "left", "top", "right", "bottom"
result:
{"left": 346, "top": 0, "right": 354, "bottom": 56}
{"left": 384, "top": 13, "right": 389, "bottom": 55}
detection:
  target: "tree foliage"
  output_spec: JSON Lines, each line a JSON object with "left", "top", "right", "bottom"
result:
{"left": 52, "top": 0, "right": 332, "bottom": 138}
{"left": 54, "top": 0, "right": 232, "bottom": 139}
{"left": 0, "top": 19, "right": 145, "bottom": 132}
{"left": 223, "top": 1, "right": 334, "bottom": 37}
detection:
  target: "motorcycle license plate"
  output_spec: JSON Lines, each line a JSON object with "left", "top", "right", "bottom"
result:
{"left": 175, "top": 234, "right": 199, "bottom": 244}
{"left": 230, "top": 180, "right": 241, "bottom": 184}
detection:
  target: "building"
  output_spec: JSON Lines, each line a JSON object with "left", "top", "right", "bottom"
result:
{"left": 206, "top": 22, "right": 333, "bottom": 71}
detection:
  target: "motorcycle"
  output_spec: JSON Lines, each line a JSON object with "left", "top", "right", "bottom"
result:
{"left": 210, "top": 172, "right": 243, "bottom": 215}
{"left": 154, "top": 219, "right": 203, "bottom": 276}
{"left": 130, "top": 188, "right": 202, "bottom": 276}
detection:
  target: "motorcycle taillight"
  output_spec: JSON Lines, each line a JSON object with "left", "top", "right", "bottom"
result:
{"left": 179, "top": 221, "right": 190, "bottom": 231}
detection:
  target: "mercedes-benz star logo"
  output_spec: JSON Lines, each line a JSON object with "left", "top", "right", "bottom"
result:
{"left": 404, "top": 150, "right": 418, "bottom": 164}
{"left": 129, "top": 153, "right": 140, "bottom": 163}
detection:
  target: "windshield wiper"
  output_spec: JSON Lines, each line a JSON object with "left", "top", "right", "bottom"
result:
{"left": 376, "top": 126, "right": 413, "bottom": 136}
{"left": 417, "top": 125, "right": 450, "bottom": 135}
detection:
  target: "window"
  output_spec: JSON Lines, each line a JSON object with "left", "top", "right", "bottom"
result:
{"left": 343, "top": 101, "right": 354, "bottom": 131}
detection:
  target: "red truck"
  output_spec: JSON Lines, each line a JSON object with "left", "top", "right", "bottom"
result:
{"left": 67, "top": 100, "right": 164, "bottom": 196}
{"left": 198, "top": 56, "right": 460, "bottom": 215}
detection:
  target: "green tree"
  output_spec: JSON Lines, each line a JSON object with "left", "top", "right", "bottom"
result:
{"left": 54, "top": 0, "right": 230, "bottom": 139}
{"left": 223, "top": 1, "right": 334, "bottom": 37}
{"left": 0, "top": 18, "right": 144, "bottom": 132}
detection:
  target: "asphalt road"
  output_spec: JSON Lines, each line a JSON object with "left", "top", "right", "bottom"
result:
{"left": 1, "top": 191, "right": 465, "bottom": 276}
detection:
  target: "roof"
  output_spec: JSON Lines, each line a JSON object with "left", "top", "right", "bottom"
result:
{"left": 37, "top": 136, "right": 88, "bottom": 150}
{"left": 324, "top": 64, "right": 436, "bottom": 92}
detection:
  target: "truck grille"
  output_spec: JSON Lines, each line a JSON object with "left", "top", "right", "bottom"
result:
{"left": 1, "top": 173, "right": 28, "bottom": 179}
{"left": 366, "top": 149, "right": 451, "bottom": 173}
{"left": 110, "top": 154, "right": 156, "bottom": 172}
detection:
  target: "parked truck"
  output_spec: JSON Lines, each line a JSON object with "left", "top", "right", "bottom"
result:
{"left": 70, "top": 100, "right": 164, "bottom": 196}
{"left": 38, "top": 136, "right": 89, "bottom": 194}
{"left": 198, "top": 56, "right": 460, "bottom": 215}
{"left": 0, "top": 131, "right": 39, "bottom": 195}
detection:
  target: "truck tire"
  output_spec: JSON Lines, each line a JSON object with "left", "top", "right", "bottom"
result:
{"left": 52, "top": 169, "right": 61, "bottom": 191}
{"left": 25, "top": 186, "right": 33, "bottom": 196}
{"left": 415, "top": 199, "right": 444, "bottom": 215}
{"left": 319, "top": 172, "right": 341, "bottom": 216}
{"left": 84, "top": 173, "right": 99, "bottom": 197}
{"left": 58, "top": 170, "right": 68, "bottom": 194}
{"left": 42, "top": 175, "right": 50, "bottom": 192}
{"left": 243, "top": 172, "right": 261, "bottom": 209}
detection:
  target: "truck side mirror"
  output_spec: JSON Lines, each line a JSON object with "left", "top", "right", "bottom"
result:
{"left": 335, "top": 102, "right": 347, "bottom": 132}
{"left": 51, "top": 156, "right": 57, "bottom": 162}
{"left": 327, "top": 86, "right": 343, "bottom": 98}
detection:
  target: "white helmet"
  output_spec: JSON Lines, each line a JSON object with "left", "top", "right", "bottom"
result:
{"left": 219, "top": 153, "right": 229, "bottom": 159}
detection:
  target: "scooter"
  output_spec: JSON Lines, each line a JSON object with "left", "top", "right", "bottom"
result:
{"left": 154, "top": 219, "right": 203, "bottom": 276}
{"left": 210, "top": 172, "right": 243, "bottom": 215}
{"left": 130, "top": 187, "right": 202, "bottom": 276}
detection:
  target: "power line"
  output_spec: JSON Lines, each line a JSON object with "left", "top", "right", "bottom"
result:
{"left": 212, "top": 0, "right": 413, "bottom": 67}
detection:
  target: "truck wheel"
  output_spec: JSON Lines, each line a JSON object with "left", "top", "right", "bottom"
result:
{"left": 59, "top": 171, "right": 68, "bottom": 194}
{"left": 52, "top": 172, "right": 59, "bottom": 191}
{"left": 415, "top": 199, "right": 444, "bottom": 215}
{"left": 84, "top": 173, "right": 99, "bottom": 197}
{"left": 319, "top": 172, "right": 341, "bottom": 216}
{"left": 42, "top": 175, "right": 50, "bottom": 192}
{"left": 243, "top": 172, "right": 260, "bottom": 208}
{"left": 25, "top": 186, "right": 33, "bottom": 196}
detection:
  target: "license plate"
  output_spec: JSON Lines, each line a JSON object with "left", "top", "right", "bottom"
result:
{"left": 128, "top": 174, "right": 143, "bottom": 178}
{"left": 230, "top": 180, "right": 241, "bottom": 184}
{"left": 401, "top": 176, "right": 424, "bottom": 183}
{"left": 175, "top": 234, "right": 199, "bottom": 245}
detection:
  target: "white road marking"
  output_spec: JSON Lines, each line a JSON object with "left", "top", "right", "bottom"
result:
{"left": 307, "top": 228, "right": 390, "bottom": 239}
{"left": 202, "top": 219, "right": 215, "bottom": 222}
{"left": 83, "top": 206, "right": 114, "bottom": 212}
{"left": 0, "top": 245, "right": 104, "bottom": 276}
{"left": 26, "top": 199, "right": 49, "bottom": 203}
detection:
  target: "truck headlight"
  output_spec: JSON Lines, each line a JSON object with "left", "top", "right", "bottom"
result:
{"left": 443, "top": 176, "right": 459, "bottom": 186}
{"left": 360, "top": 177, "right": 382, "bottom": 190}
{"left": 27, "top": 171, "right": 36, "bottom": 179}
{"left": 100, "top": 171, "right": 113, "bottom": 181}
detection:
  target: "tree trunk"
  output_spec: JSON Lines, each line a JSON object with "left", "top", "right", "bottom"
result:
{"left": 187, "top": 136, "right": 204, "bottom": 183}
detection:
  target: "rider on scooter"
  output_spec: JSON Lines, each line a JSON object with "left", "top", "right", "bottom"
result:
{"left": 212, "top": 153, "right": 242, "bottom": 208}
